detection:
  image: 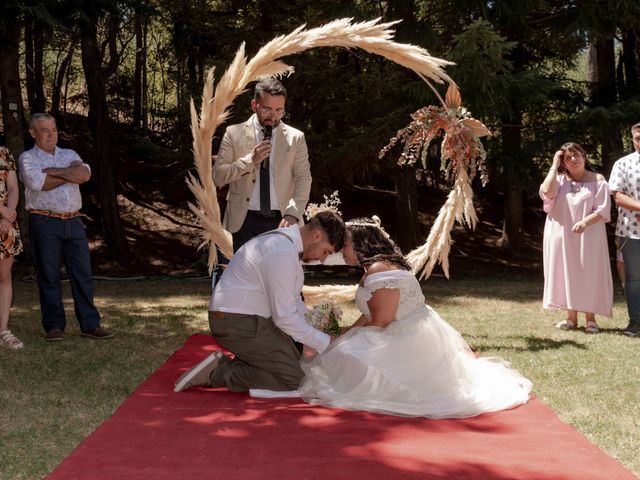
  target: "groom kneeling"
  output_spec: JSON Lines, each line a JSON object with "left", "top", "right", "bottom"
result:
{"left": 175, "top": 211, "right": 345, "bottom": 393}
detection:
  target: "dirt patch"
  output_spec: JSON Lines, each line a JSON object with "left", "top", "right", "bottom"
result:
{"left": 77, "top": 183, "right": 545, "bottom": 279}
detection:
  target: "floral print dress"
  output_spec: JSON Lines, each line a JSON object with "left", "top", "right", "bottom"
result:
{"left": 0, "top": 147, "right": 23, "bottom": 259}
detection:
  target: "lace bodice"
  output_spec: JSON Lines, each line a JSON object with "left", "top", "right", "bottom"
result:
{"left": 355, "top": 270, "right": 425, "bottom": 322}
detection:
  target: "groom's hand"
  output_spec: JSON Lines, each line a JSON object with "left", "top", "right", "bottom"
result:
{"left": 302, "top": 345, "right": 318, "bottom": 361}
{"left": 279, "top": 214, "right": 298, "bottom": 228}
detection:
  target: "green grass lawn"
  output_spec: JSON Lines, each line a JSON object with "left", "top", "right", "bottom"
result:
{"left": 0, "top": 274, "right": 638, "bottom": 479}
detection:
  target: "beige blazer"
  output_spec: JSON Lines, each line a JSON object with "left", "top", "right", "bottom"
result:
{"left": 213, "top": 116, "right": 312, "bottom": 233}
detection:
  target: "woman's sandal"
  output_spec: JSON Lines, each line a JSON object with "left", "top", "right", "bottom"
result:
{"left": 555, "top": 319, "right": 577, "bottom": 331}
{"left": 585, "top": 321, "right": 600, "bottom": 334}
{"left": 0, "top": 330, "right": 24, "bottom": 350}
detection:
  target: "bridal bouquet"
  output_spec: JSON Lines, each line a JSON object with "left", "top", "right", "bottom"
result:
{"left": 305, "top": 300, "right": 344, "bottom": 335}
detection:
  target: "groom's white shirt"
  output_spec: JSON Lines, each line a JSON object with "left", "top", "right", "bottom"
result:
{"left": 209, "top": 224, "right": 330, "bottom": 353}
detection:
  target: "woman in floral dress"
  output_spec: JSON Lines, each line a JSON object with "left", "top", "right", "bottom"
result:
{"left": 0, "top": 146, "right": 24, "bottom": 349}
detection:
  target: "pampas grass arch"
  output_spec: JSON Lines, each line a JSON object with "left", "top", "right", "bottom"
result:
{"left": 188, "top": 17, "right": 483, "bottom": 279}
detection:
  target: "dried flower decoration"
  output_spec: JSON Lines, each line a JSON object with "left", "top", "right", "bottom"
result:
{"left": 304, "top": 190, "right": 342, "bottom": 221}
{"left": 187, "top": 18, "right": 454, "bottom": 274}
{"left": 380, "top": 84, "right": 491, "bottom": 279}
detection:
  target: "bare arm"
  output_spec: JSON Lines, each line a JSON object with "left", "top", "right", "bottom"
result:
{"left": 539, "top": 150, "right": 563, "bottom": 199}
{"left": 41, "top": 161, "right": 90, "bottom": 190}
{"left": 0, "top": 171, "right": 19, "bottom": 222}
{"left": 366, "top": 287, "right": 400, "bottom": 328}
{"left": 612, "top": 191, "right": 640, "bottom": 212}
{"left": 571, "top": 211, "right": 606, "bottom": 233}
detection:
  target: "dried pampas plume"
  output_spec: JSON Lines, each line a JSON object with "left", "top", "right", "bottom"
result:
{"left": 381, "top": 84, "right": 491, "bottom": 279}
{"left": 302, "top": 284, "right": 359, "bottom": 306}
{"left": 188, "top": 18, "right": 454, "bottom": 273}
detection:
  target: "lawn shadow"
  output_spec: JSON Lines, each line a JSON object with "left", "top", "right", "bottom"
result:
{"left": 468, "top": 334, "right": 588, "bottom": 352}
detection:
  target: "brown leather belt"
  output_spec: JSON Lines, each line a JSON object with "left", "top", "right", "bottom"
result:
{"left": 29, "top": 209, "right": 81, "bottom": 220}
{"left": 211, "top": 311, "right": 225, "bottom": 320}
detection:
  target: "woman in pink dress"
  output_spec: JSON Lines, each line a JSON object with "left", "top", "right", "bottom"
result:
{"left": 540, "top": 142, "right": 612, "bottom": 333}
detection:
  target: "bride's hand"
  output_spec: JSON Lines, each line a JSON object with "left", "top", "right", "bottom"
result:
{"left": 302, "top": 345, "right": 319, "bottom": 361}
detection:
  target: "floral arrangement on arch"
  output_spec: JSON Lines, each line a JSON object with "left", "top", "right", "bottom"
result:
{"left": 186, "top": 18, "right": 454, "bottom": 274}
{"left": 379, "top": 84, "right": 491, "bottom": 279}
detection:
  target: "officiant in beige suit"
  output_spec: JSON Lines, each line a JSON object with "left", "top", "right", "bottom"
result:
{"left": 213, "top": 77, "right": 312, "bottom": 257}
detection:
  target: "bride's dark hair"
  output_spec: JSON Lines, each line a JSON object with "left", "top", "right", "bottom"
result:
{"left": 347, "top": 217, "right": 411, "bottom": 270}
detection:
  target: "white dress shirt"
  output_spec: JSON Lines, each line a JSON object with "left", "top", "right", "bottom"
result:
{"left": 18, "top": 145, "right": 90, "bottom": 212}
{"left": 210, "top": 224, "right": 330, "bottom": 353}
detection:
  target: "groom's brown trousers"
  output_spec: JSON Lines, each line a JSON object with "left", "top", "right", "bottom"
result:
{"left": 208, "top": 311, "right": 304, "bottom": 391}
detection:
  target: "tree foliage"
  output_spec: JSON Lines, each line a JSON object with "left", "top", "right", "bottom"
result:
{"left": 0, "top": 0, "right": 639, "bottom": 263}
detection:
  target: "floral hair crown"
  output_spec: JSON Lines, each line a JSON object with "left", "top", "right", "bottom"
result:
{"left": 304, "top": 190, "right": 342, "bottom": 221}
{"left": 346, "top": 215, "right": 391, "bottom": 239}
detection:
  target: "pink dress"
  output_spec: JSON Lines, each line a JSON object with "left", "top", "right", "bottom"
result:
{"left": 541, "top": 175, "right": 613, "bottom": 317}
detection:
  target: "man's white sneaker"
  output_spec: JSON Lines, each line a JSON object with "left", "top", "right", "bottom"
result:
{"left": 249, "top": 389, "right": 301, "bottom": 398}
{"left": 174, "top": 351, "right": 224, "bottom": 392}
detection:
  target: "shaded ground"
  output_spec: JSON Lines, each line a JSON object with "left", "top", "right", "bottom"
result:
{"left": 13, "top": 120, "right": 546, "bottom": 281}
{"left": 22, "top": 180, "right": 544, "bottom": 281}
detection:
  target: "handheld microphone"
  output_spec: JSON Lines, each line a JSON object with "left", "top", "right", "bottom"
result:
{"left": 262, "top": 125, "right": 272, "bottom": 170}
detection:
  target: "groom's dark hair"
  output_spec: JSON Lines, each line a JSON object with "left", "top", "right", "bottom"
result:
{"left": 307, "top": 211, "right": 345, "bottom": 251}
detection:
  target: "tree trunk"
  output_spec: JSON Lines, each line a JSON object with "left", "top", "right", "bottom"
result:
{"left": 499, "top": 113, "right": 524, "bottom": 251}
{"left": 133, "top": 8, "right": 143, "bottom": 129}
{"left": 501, "top": 182, "right": 523, "bottom": 250}
{"left": 51, "top": 34, "right": 76, "bottom": 118}
{"left": 0, "top": 15, "right": 29, "bottom": 255}
{"left": 587, "top": 37, "right": 623, "bottom": 176}
{"left": 394, "top": 165, "right": 418, "bottom": 252}
{"left": 24, "top": 18, "right": 46, "bottom": 114}
{"left": 621, "top": 29, "right": 639, "bottom": 97}
{"left": 389, "top": 0, "right": 418, "bottom": 252}
{"left": 79, "top": 18, "right": 131, "bottom": 261}
{"left": 133, "top": 5, "right": 148, "bottom": 132}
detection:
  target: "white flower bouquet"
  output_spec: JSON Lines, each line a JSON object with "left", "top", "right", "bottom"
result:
{"left": 305, "top": 300, "right": 344, "bottom": 335}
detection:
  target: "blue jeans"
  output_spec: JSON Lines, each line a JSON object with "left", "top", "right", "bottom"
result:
{"left": 620, "top": 236, "right": 640, "bottom": 325}
{"left": 29, "top": 214, "right": 101, "bottom": 332}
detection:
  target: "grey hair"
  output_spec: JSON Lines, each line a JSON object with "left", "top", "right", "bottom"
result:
{"left": 29, "top": 113, "right": 55, "bottom": 129}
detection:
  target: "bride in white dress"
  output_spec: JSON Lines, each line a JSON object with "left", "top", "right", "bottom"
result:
{"left": 299, "top": 217, "right": 532, "bottom": 418}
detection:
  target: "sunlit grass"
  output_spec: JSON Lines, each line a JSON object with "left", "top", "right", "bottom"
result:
{"left": 0, "top": 275, "right": 638, "bottom": 478}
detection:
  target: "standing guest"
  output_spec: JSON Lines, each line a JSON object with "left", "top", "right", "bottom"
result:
{"left": 609, "top": 122, "right": 640, "bottom": 337}
{"left": 18, "top": 113, "right": 112, "bottom": 341}
{"left": 211, "top": 77, "right": 312, "bottom": 283}
{"left": 0, "top": 147, "right": 24, "bottom": 350}
{"left": 174, "top": 211, "right": 345, "bottom": 394}
{"left": 540, "top": 142, "right": 612, "bottom": 333}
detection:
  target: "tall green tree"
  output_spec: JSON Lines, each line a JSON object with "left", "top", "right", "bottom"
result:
{"left": 76, "top": 0, "right": 131, "bottom": 259}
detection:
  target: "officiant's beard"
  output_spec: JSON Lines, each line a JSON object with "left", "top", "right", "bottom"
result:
{"left": 257, "top": 114, "right": 281, "bottom": 129}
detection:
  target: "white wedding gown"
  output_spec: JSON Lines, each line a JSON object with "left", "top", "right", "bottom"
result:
{"left": 299, "top": 270, "right": 532, "bottom": 418}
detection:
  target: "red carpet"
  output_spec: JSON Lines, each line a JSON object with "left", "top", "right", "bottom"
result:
{"left": 47, "top": 335, "right": 636, "bottom": 480}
